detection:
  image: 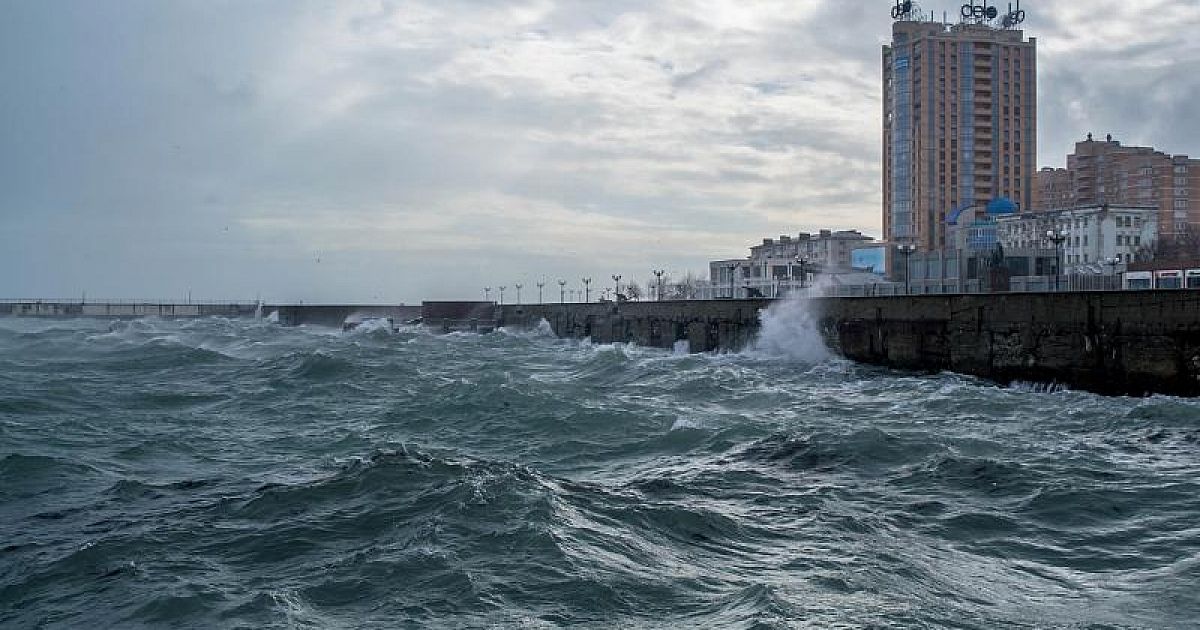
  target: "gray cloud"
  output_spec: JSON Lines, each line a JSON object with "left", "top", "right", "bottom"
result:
{"left": 0, "top": 0, "right": 1196, "bottom": 301}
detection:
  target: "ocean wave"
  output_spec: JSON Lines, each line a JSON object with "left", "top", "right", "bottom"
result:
{"left": 892, "top": 455, "right": 1041, "bottom": 498}
{"left": 2, "top": 316, "right": 1199, "bottom": 628}
{"left": 0, "top": 454, "right": 101, "bottom": 500}
{"left": 736, "top": 428, "right": 941, "bottom": 474}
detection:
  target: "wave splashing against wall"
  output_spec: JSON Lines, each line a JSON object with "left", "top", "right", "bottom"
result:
{"left": 750, "top": 295, "right": 830, "bottom": 363}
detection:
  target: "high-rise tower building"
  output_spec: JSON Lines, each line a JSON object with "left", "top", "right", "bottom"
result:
{"left": 882, "top": 2, "right": 1037, "bottom": 251}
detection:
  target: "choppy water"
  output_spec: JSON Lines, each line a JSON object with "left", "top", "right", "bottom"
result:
{"left": 1, "top": 307, "right": 1199, "bottom": 629}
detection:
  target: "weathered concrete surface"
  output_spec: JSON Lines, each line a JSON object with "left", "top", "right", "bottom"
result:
{"left": 500, "top": 292, "right": 1200, "bottom": 397}
{"left": 822, "top": 291, "right": 1200, "bottom": 397}
{"left": 500, "top": 300, "right": 771, "bottom": 353}
{"left": 421, "top": 301, "right": 500, "bottom": 333}
{"left": 266, "top": 305, "right": 422, "bottom": 328}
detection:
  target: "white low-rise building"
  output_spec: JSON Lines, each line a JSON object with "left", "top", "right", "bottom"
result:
{"left": 996, "top": 205, "right": 1158, "bottom": 273}
{"left": 702, "top": 230, "right": 880, "bottom": 299}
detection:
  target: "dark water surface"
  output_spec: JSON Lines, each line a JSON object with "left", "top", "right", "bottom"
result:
{"left": 1, "top": 314, "right": 1198, "bottom": 629}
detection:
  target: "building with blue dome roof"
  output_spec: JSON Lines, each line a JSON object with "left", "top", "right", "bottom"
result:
{"left": 986, "top": 197, "right": 1018, "bottom": 215}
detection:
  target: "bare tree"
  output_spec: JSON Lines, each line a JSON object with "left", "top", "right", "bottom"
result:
{"left": 625, "top": 281, "right": 643, "bottom": 301}
{"left": 665, "top": 271, "right": 702, "bottom": 300}
{"left": 1138, "top": 224, "right": 1200, "bottom": 263}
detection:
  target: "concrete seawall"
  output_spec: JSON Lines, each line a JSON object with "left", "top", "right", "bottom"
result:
{"left": 499, "top": 300, "right": 772, "bottom": 353}
{"left": 499, "top": 291, "right": 1200, "bottom": 397}
{"left": 265, "top": 305, "right": 422, "bottom": 328}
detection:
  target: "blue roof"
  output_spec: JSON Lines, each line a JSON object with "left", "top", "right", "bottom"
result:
{"left": 986, "top": 197, "right": 1018, "bottom": 215}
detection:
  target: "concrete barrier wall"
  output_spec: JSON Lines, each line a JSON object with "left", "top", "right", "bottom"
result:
{"left": 266, "top": 305, "right": 423, "bottom": 328}
{"left": 499, "top": 300, "right": 772, "bottom": 353}
{"left": 500, "top": 292, "right": 1200, "bottom": 397}
{"left": 822, "top": 291, "right": 1200, "bottom": 396}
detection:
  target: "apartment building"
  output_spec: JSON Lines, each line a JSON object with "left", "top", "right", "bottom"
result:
{"left": 1034, "top": 134, "right": 1200, "bottom": 240}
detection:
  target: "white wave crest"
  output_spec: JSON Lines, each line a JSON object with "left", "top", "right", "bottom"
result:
{"left": 346, "top": 317, "right": 394, "bottom": 334}
{"left": 748, "top": 295, "right": 830, "bottom": 363}
{"left": 533, "top": 318, "right": 555, "bottom": 337}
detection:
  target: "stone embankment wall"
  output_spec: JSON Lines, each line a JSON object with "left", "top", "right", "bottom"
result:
{"left": 500, "top": 291, "right": 1200, "bottom": 397}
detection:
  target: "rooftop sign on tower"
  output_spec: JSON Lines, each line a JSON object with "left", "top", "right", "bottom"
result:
{"left": 960, "top": 0, "right": 1027, "bottom": 27}
{"left": 891, "top": 1, "right": 915, "bottom": 21}
{"left": 961, "top": 0, "right": 999, "bottom": 23}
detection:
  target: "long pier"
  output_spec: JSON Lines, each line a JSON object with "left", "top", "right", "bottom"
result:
{"left": 0, "top": 301, "right": 423, "bottom": 328}
{"left": 0, "top": 301, "right": 260, "bottom": 319}
{"left": 7, "top": 294, "right": 1200, "bottom": 397}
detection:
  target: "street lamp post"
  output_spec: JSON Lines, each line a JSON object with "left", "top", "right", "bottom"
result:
{"left": 653, "top": 269, "right": 666, "bottom": 301}
{"left": 514, "top": 284, "right": 523, "bottom": 305}
{"left": 793, "top": 256, "right": 810, "bottom": 291}
{"left": 1046, "top": 230, "right": 1068, "bottom": 291}
{"left": 1103, "top": 256, "right": 1120, "bottom": 291}
{"left": 557, "top": 279, "right": 566, "bottom": 304}
{"left": 582, "top": 278, "right": 592, "bottom": 303}
{"left": 729, "top": 263, "right": 741, "bottom": 299}
{"left": 484, "top": 287, "right": 492, "bottom": 301}
{"left": 499, "top": 286, "right": 507, "bottom": 305}
{"left": 537, "top": 281, "right": 545, "bottom": 304}
{"left": 611, "top": 274, "right": 622, "bottom": 300}
{"left": 897, "top": 245, "right": 917, "bottom": 296}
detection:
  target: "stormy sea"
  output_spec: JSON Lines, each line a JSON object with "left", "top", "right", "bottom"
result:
{"left": 1, "top": 302, "right": 1198, "bottom": 629}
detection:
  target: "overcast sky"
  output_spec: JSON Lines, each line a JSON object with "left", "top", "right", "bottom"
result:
{"left": 2, "top": 0, "right": 1198, "bottom": 303}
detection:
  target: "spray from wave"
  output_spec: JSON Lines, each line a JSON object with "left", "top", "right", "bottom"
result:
{"left": 344, "top": 317, "right": 395, "bottom": 335}
{"left": 749, "top": 294, "right": 830, "bottom": 363}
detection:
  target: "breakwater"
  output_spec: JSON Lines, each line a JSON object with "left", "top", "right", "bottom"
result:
{"left": 0, "top": 301, "right": 259, "bottom": 319}
{"left": 499, "top": 291, "right": 1200, "bottom": 397}
{"left": 0, "top": 301, "right": 422, "bottom": 328}
{"left": 8, "top": 294, "right": 1199, "bottom": 396}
